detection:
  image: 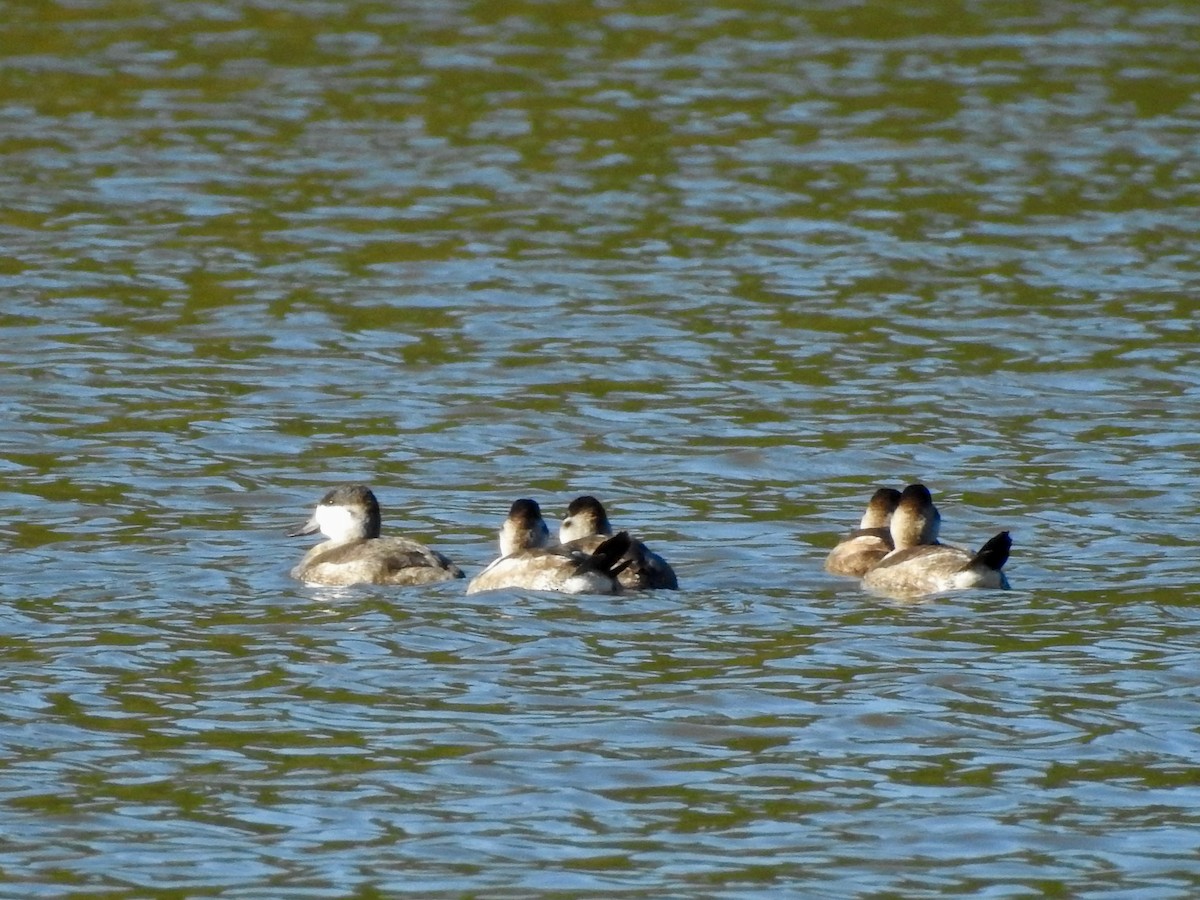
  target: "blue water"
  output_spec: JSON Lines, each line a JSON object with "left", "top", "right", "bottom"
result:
{"left": 2, "top": 0, "right": 1200, "bottom": 896}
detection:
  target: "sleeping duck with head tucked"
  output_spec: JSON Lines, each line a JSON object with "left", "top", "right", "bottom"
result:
{"left": 467, "top": 498, "right": 632, "bottom": 595}
{"left": 289, "top": 484, "right": 464, "bottom": 587}
{"left": 558, "top": 495, "right": 678, "bottom": 590}
{"left": 824, "top": 486, "right": 902, "bottom": 577}
{"left": 861, "top": 483, "right": 1011, "bottom": 599}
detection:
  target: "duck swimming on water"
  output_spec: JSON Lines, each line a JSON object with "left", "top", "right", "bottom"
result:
{"left": 468, "top": 498, "right": 632, "bottom": 595}
{"left": 824, "top": 486, "right": 902, "bottom": 577}
{"left": 861, "top": 483, "right": 1011, "bottom": 599}
{"left": 289, "top": 484, "right": 464, "bottom": 587}
{"left": 558, "top": 495, "right": 678, "bottom": 590}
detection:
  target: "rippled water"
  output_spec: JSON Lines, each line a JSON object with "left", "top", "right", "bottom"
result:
{"left": 3, "top": 0, "right": 1200, "bottom": 895}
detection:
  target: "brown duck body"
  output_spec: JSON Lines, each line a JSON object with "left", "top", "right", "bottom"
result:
{"left": 561, "top": 533, "right": 678, "bottom": 590}
{"left": 557, "top": 495, "right": 678, "bottom": 590}
{"left": 862, "top": 533, "right": 1011, "bottom": 599}
{"left": 289, "top": 484, "right": 463, "bottom": 587}
{"left": 292, "top": 536, "right": 463, "bottom": 586}
{"left": 468, "top": 499, "right": 632, "bottom": 595}
{"left": 824, "top": 487, "right": 901, "bottom": 577}
{"left": 860, "top": 484, "right": 1011, "bottom": 599}
{"left": 824, "top": 526, "right": 894, "bottom": 578}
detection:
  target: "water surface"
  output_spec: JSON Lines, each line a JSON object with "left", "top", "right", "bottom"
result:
{"left": 2, "top": 0, "right": 1200, "bottom": 896}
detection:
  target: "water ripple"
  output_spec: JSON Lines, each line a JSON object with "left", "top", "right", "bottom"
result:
{"left": 3, "top": 0, "right": 1200, "bottom": 896}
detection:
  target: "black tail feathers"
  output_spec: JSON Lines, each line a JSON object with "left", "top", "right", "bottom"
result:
{"left": 589, "top": 531, "right": 634, "bottom": 579}
{"left": 971, "top": 531, "right": 1012, "bottom": 571}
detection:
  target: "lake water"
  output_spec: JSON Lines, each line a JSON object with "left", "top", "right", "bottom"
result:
{"left": 2, "top": 0, "right": 1200, "bottom": 896}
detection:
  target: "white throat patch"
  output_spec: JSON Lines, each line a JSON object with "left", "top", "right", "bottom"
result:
{"left": 316, "top": 504, "right": 358, "bottom": 541}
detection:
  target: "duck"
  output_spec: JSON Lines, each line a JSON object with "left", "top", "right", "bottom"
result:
{"left": 861, "top": 483, "right": 1011, "bottom": 598}
{"left": 558, "top": 495, "right": 678, "bottom": 590}
{"left": 288, "top": 484, "right": 464, "bottom": 586}
{"left": 467, "top": 498, "right": 632, "bottom": 595}
{"left": 824, "top": 486, "right": 902, "bottom": 577}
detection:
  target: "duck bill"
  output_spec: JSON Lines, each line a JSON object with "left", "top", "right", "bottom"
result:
{"left": 286, "top": 515, "right": 321, "bottom": 537}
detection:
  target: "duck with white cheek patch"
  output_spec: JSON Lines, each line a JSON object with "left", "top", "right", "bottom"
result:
{"left": 289, "top": 484, "right": 463, "bottom": 587}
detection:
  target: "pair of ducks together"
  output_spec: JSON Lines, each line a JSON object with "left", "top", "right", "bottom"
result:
{"left": 288, "top": 485, "right": 678, "bottom": 593}
{"left": 824, "top": 483, "right": 1012, "bottom": 597}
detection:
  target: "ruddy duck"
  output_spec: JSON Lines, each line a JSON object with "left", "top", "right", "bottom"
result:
{"left": 824, "top": 486, "right": 902, "bottom": 577}
{"left": 288, "top": 484, "right": 464, "bottom": 586}
{"left": 467, "top": 498, "right": 632, "bottom": 595}
{"left": 558, "top": 495, "right": 678, "bottom": 590}
{"left": 862, "top": 483, "right": 1011, "bottom": 598}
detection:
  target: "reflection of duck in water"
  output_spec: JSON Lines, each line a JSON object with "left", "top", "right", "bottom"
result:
{"left": 467, "top": 499, "right": 632, "bottom": 595}
{"left": 824, "top": 487, "right": 902, "bottom": 577}
{"left": 862, "top": 484, "right": 1011, "bottom": 599}
{"left": 289, "top": 484, "right": 464, "bottom": 586}
{"left": 558, "top": 495, "right": 678, "bottom": 590}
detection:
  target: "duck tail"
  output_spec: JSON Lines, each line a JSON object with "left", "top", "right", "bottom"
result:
{"left": 590, "top": 531, "right": 634, "bottom": 578}
{"left": 968, "top": 531, "right": 1011, "bottom": 571}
